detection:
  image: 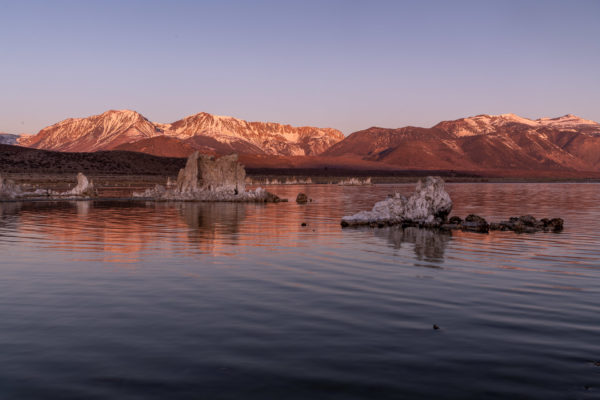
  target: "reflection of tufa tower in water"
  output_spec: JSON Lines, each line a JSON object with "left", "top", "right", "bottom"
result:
{"left": 175, "top": 151, "right": 246, "bottom": 194}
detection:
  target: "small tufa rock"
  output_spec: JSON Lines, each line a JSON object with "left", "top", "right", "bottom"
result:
{"left": 0, "top": 174, "right": 23, "bottom": 199}
{"left": 448, "top": 216, "right": 462, "bottom": 225}
{"left": 296, "top": 193, "right": 308, "bottom": 204}
{"left": 64, "top": 173, "right": 96, "bottom": 197}
{"left": 461, "top": 214, "right": 489, "bottom": 233}
{"left": 545, "top": 218, "right": 564, "bottom": 232}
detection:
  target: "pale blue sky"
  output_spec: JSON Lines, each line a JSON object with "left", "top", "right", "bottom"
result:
{"left": 1, "top": 0, "right": 599, "bottom": 135}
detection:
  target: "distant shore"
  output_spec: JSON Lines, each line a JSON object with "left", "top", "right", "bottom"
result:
{"left": 2, "top": 144, "right": 600, "bottom": 190}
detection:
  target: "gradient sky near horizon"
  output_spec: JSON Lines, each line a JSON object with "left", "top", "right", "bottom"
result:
{"left": 1, "top": 0, "right": 599, "bottom": 135}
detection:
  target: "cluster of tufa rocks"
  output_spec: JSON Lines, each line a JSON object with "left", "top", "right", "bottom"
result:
{"left": 341, "top": 176, "right": 452, "bottom": 228}
{"left": 341, "top": 176, "right": 563, "bottom": 233}
{"left": 134, "top": 151, "right": 281, "bottom": 202}
{"left": 0, "top": 172, "right": 96, "bottom": 200}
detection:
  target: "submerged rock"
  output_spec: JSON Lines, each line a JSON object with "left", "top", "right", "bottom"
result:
{"left": 341, "top": 176, "right": 452, "bottom": 227}
{"left": 296, "top": 193, "right": 308, "bottom": 204}
{"left": 461, "top": 214, "right": 489, "bottom": 233}
{"left": 134, "top": 151, "right": 279, "bottom": 202}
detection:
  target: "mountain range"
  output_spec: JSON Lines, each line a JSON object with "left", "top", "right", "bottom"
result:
{"left": 324, "top": 113, "right": 600, "bottom": 172}
{"left": 8, "top": 110, "right": 600, "bottom": 176}
{"left": 17, "top": 110, "right": 343, "bottom": 156}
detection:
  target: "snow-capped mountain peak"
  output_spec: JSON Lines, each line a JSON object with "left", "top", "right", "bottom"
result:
{"left": 17, "top": 109, "right": 160, "bottom": 151}
{"left": 435, "top": 113, "right": 600, "bottom": 137}
{"left": 16, "top": 110, "right": 344, "bottom": 156}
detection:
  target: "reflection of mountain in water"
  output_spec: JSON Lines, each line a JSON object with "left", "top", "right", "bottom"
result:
{"left": 374, "top": 226, "right": 451, "bottom": 262}
{"left": 0, "top": 201, "right": 250, "bottom": 261}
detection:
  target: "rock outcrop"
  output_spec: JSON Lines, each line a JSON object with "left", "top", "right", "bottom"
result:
{"left": 341, "top": 176, "right": 452, "bottom": 227}
{"left": 134, "top": 151, "right": 279, "bottom": 202}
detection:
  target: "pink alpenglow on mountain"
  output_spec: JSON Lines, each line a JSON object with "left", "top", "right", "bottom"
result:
{"left": 324, "top": 113, "right": 600, "bottom": 172}
{"left": 17, "top": 110, "right": 344, "bottom": 156}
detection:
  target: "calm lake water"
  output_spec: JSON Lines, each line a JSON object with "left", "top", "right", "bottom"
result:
{"left": 1, "top": 183, "right": 599, "bottom": 399}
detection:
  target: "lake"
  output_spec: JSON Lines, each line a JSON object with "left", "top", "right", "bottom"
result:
{"left": 0, "top": 183, "right": 599, "bottom": 399}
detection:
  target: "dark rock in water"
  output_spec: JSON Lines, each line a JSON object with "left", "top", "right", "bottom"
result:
{"left": 296, "top": 193, "right": 308, "bottom": 204}
{"left": 519, "top": 215, "right": 537, "bottom": 227}
{"left": 489, "top": 222, "right": 501, "bottom": 230}
{"left": 547, "top": 218, "right": 564, "bottom": 232}
{"left": 433, "top": 324, "right": 440, "bottom": 330}
{"left": 489, "top": 215, "right": 564, "bottom": 233}
{"left": 461, "top": 214, "right": 489, "bottom": 233}
{"left": 448, "top": 216, "right": 462, "bottom": 225}
{"left": 264, "top": 192, "right": 282, "bottom": 203}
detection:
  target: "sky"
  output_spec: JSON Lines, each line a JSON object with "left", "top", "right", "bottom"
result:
{"left": 1, "top": 0, "right": 599, "bottom": 135}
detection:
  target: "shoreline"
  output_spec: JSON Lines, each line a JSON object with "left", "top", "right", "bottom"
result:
{"left": 1, "top": 174, "right": 599, "bottom": 204}
{"left": 3, "top": 172, "right": 600, "bottom": 189}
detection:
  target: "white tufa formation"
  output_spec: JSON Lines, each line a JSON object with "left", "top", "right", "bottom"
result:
{"left": 134, "top": 151, "right": 278, "bottom": 202}
{"left": 341, "top": 176, "right": 452, "bottom": 227}
{"left": 63, "top": 173, "right": 95, "bottom": 196}
{"left": 1, "top": 172, "right": 96, "bottom": 200}
{"left": 338, "top": 177, "right": 372, "bottom": 186}
{"left": 0, "top": 174, "right": 23, "bottom": 199}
